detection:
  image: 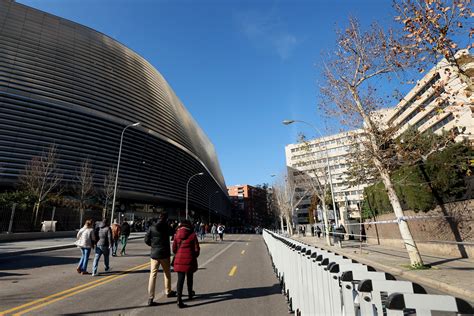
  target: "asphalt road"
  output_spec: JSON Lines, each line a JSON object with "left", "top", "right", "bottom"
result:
{"left": 0, "top": 234, "right": 289, "bottom": 316}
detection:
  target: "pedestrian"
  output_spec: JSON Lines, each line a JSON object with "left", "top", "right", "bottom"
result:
{"left": 145, "top": 213, "right": 176, "bottom": 306}
{"left": 120, "top": 220, "right": 131, "bottom": 256}
{"left": 316, "top": 225, "right": 322, "bottom": 238}
{"left": 75, "top": 219, "right": 95, "bottom": 275}
{"left": 172, "top": 220, "right": 200, "bottom": 309}
{"left": 217, "top": 224, "right": 225, "bottom": 241}
{"left": 111, "top": 219, "right": 121, "bottom": 257}
{"left": 211, "top": 223, "right": 217, "bottom": 241}
{"left": 92, "top": 218, "right": 112, "bottom": 276}
{"left": 199, "top": 222, "right": 205, "bottom": 241}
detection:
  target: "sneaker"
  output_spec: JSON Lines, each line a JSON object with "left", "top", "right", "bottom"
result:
{"left": 105, "top": 267, "right": 112, "bottom": 272}
{"left": 76, "top": 267, "right": 82, "bottom": 274}
{"left": 81, "top": 271, "right": 90, "bottom": 275}
{"left": 92, "top": 273, "right": 99, "bottom": 276}
{"left": 188, "top": 291, "right": 195, "bottom": 300}
{"left": 147, "top": 299, "right": 158, "bottom": 306}
{"left": 167, "top": 290, "right": 177, "bottom": 298}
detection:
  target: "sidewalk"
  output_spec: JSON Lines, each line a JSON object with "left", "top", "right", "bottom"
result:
{"left": 0, "top": 232, "right": 146, "bottom": 259}
{"left": 293, "top": 235, "right": 474, "bottom": 303}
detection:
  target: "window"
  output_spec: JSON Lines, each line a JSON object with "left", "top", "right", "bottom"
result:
{"left": 413, "top": 101, "right": 449, "bottom": 130}
{"left": 429, "top": 113, "right": 454, "bottom": 132}
{"left": 389, "top": 73, "right": 441, "bottom": 124}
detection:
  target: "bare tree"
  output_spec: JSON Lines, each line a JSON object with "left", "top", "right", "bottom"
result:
{"left": 19, "top": 144, "right": 63, "bottom": 226}
{"left": 273, "top": 172, "right": 308, "bottom": 236}
{"left": 102, "top": 167, "right": 116, "bottom": 220}
{"left": 75, "top": 159, "right": 95, "bottom": 228}
{"left": 320, "top": 18, "right": 425, "bottom": 266}
{"left": 393, "top": 0, "right": 473, "bottom": 85}
{"left": 294, "top": 140, "right": 338, "bottom": 246}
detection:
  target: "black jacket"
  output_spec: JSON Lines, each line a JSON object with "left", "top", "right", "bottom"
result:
{"left": 121, "top": 222, "right": 130, "bottom": 236}
{"left": 144, "top": 220, "right": 172, "bottom": 260}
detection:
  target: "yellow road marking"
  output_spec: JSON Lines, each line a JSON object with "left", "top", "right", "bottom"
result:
{"left": 1, "top": 262, "right": 148, "bottom": 316}
{"left": 241, "top": 250, "right": 245, "bottom": 255}
{"left": 228, "top": 265, "right": 237, "bottom": 277}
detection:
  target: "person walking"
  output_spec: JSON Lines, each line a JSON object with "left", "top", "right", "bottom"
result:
{"left": 172, "top": 220, "right": 200, "bottom": 309}
{"left": 144, "top": 213, "right": 176, "bottom": 306}
{"left": 315, "top": 225, "right": 322, "bottom": 238}
{"left": 217, "top": 224, "right": 225, "bottom": 241}
{"left": 76, "top": 219, "right": 95, "bottom": 275}
{"left": 199, "top": 222, "right": 205, "bottom": 241}
{"left": 111, "top": 219, "right": 121, "bottom": 257}
{"left": 211, "top": 223, "right": 217, "bottom": 241}
{"left": 120, "top": 220, "right": 131, "bottom": 256}
{"left": 92, "top": 218, "right": 112, "bottom": 276}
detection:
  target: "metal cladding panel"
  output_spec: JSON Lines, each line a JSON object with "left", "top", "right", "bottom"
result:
{"left": 0, "top": 0, "right": 230, "bottom": 214}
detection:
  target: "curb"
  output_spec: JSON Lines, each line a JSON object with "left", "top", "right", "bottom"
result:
{"left": 294, "top": 237, "right": 474, "bottom": 303}
{"left": 0, "top": 235, "right": 144, "bottom": 262}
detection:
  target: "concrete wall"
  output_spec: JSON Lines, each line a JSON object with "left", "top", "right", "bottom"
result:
{"left": 364, "top": 199, "right": 474, "bottom": 258}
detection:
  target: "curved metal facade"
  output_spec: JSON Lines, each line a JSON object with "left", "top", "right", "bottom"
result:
{"left": 0, "top": 0, "right": 229, "bottom": 215}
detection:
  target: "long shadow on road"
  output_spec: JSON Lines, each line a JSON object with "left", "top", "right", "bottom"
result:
{"left": 59, "top": 284, "right": 283, "bottom": 315}
{"left": 0, "top": 255, "right": 78, "bottom": 270}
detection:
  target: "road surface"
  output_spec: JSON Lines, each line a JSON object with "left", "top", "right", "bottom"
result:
{"left": 0, "top": 234, "right": 288, "bottom": 316}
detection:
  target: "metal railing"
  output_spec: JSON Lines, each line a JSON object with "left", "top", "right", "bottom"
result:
{"left": 263, "top": 229, "right": 473, "bottom": 316}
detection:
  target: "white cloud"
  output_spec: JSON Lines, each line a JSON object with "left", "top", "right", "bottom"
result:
{"left": 235, "top": 9, "right": 300, "bottom": 60}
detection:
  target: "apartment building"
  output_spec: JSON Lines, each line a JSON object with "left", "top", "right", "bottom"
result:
{"left": 285, "top": 130, "right": 367, "bottom": 224}
{"left": 227, "top": 184, "right": 268, "bottom": 227}
{"left": 387, "top": 50, "right": 473, "bottom": 142}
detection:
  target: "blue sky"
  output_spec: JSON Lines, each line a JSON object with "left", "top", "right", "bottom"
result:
{"left": 18, "top": 0, "right": 396, "bottom": 187}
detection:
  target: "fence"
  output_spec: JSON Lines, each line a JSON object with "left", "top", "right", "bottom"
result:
{"left": 263, "top": 229, "right": 473, "bottom": 316}
{"left": 0, "top": 203, "right": 103, "bottom": 233}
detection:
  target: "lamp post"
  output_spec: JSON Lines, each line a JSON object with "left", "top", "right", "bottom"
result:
{"left": 186, "top": 172, "right": 204, "bottom": 220}
{"left": 110, "top": 122, "right": 141, "bottom": 224}
{"left": 283, "top": 119, "right": 339, "bottom": 226}
{"left": 208, "top": 190, "right": 219, "bottom": 224}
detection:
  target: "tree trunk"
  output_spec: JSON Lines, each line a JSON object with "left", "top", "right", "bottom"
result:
{"left": 79, "top": 208, "right": 84, "bottom": 228}
{"left": 321, "top": 204, "right": 332, "bottom": 246}
{"left": 279, "top": 215, "right": 285, "bottom": 233}
{"left": 285, "top": 214, "right": 293, "bottom": 235}
{"left": 379, "top": 167, "right": 424, "bottom": 266}
{"left": 33, "top": 202, "right": 40, "bottom": 228}
{"left": 349, "top": 86, "right": 424, "bottom": 267}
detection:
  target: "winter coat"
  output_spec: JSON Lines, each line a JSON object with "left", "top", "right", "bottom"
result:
{"left": 95, "top": 222, "right": 112, "bottom": 248}
{"left": 172, "top": 226, "right": 200, "bottom": 273}
{"left": 76, "top": 226, "right": 95, "bottom": 248}
{"left": 121, "top": 222, "right": 131, "bottom": 236}
{"left": 111, "top": 223, "right": 121, "bottom": 240}
{"left": 145, "top": 220, "right": 173, "bottom": 260}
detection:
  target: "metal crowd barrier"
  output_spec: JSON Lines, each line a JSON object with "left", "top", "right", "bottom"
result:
{"left": 263, "top": 229, "right": 473, "bottom": 316}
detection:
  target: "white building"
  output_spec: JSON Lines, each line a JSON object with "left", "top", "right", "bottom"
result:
{"left": 386, "top": 50, "right": 474, "bottom": 142}
{"left": 285, "top": 129, "right": 366, "bottom": 224}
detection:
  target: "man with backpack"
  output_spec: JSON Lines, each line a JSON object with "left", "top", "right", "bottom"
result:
{"left": 120, "top": 220, "right": 131, "bottom": 256}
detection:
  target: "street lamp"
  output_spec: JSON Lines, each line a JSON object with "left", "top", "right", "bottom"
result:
{"left": 283, "top": 119, "right": 339, "bottom": 226}
{"left": 208, "top": 190, "right": 219, "bottom": 224}
{"left": 186, "top": 172, "right": 204, "bottom": 220}
{"left": 110, "top": 122, "right": 141, "bottom": 224}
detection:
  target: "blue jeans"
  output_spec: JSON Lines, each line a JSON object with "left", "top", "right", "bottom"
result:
{"left": 112, "top": 239, "right": 119, "bottom": 256}
{"left": 78, "top": 247, "right": 91, "bottom": 272}
{"left": 92, "top": 246, "right": 110, "bottom": 275}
